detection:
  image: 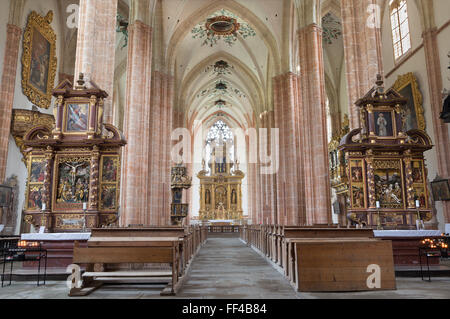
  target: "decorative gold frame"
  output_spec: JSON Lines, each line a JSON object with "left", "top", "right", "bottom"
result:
{"left": 392, "top": 72, "right": 425, "bottom": 131}
{"left": 21, "top": 11, "right": 57, "bottom": 109}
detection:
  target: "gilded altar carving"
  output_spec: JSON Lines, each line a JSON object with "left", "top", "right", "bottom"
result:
{"left": 11, "top": 109, "right": 54, "bottom": 162}
{"left": 21, "top": 11, "right": 57, "bottom": 109}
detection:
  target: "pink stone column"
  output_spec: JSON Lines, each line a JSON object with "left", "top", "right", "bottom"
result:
{"left": 273, "top": 73, "right": 303, "bottom": 226}
{"left": 121, "top": 21, "right": 152, "bottom": 226}
{"left": 298, "top": 24, "right": 332, "bottom": 225}
{"left": 259, "top": 111, "right": 278, "bottom": 225}
{"left": 75, "top": 0, "right": 118, "bottom": 124}
{"left": 422, "top": 28, "right": 450, "bottom": 222}
{"left": 145, "top": 71, "right": 174, "bottom": 226}
{"left": 0, "top": 24, "right": 22, "bottom": 181}
{"left": 341, "top": 0, "right": 384, "bottom": 129}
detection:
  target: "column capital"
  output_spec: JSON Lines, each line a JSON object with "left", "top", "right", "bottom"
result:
{"left": 297, "top": 23, "right": 322, "bottom": 36}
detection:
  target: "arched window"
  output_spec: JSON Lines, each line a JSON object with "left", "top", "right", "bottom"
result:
{"left": 204, "top": 120, "right": 235, "bottom": 173}
{"left": 390, "top": 0, "right": 411, "bottom": 60}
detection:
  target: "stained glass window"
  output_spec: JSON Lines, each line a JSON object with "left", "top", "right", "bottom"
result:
{"left": 390, "top": 0, "right": 411, "bottom": 60}
{"left": 206, "top": 120, "right": 233, "bottom": 145}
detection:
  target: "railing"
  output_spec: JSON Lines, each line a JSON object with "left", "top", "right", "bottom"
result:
{"left": 207, "top": 225, "right": 241, "bottom": 233}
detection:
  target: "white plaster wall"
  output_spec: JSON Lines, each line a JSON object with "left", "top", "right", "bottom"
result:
{"left": 4, "top": 0, "right": 64, "bottom": 234}
{"left": 381, "top": 0, "right": 448, "bottom": 231}
{"left": 339, "top": 62, "right": 349, "bottom": 118}
{"left": 433, "top": 0, "right": 449, "bottom": 29}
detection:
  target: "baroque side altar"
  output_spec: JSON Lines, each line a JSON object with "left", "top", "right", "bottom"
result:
{"left": 21, "top": 74, "right": 126, "bottom": 232}
{"left": 336, "top": 75, "right": 434, "bottom": 229}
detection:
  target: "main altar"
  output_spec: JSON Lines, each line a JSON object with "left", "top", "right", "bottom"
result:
{"left": 198, "top": 142, "right": 244, "bottom": 221}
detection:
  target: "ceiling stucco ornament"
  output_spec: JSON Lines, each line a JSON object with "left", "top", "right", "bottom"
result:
{"left": 215, "top": 99, "right": 227, "bottom": 109}
{"left": 205, "top": 60, "right": 234, "bottom": 77}
{"left": 191, "top": 9, "right": 256, "bottom": 47}
{"left": 196, "top": 79, "right": 246, "bottom": 99}
{"left": 322, "top": 12, "right": 342, "bottom": 45}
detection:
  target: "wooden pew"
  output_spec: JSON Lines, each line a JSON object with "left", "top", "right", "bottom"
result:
{"left": 70, "top": 237, "right": 182, "bottom": 296}
{"left": 90, "top": 226, "right": 195, "bottom": 273}
{"left": 288, "top": 238, "right": 396, "bottom": 292}
{"left": 280, "top": 228, "right": 374, "bottom": 277}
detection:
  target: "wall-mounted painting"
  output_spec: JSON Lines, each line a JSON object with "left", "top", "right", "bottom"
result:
{"left": 392, "top": 72, "right": 425, "bottom": 131}
{"left": 21, "top": 11, "right": 57, "bottom": 109}
{"left": 431, "top": 179, "right": 450, "bottom": 201}
{"left": 0, "top": 185, "right": 13, "bottom": 208}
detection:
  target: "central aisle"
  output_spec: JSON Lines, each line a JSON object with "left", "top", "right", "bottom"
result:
{"left": 177, "top": 236, "right": 298, "bottom": 299}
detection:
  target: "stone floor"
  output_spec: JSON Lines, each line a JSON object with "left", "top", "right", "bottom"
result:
{"left": 0, "top": 236, "right": 449, "bottom": 299}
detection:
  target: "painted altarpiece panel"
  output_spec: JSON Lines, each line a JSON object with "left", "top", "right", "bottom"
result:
{"left": 25, "top": 157, "right": 46, "bottom": 211}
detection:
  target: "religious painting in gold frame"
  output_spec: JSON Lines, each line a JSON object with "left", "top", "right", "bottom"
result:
{"left": 99, "top": 155, "right": 120, "bottom": 212}
{"left": 52, "top": 155, "right": 91, "bottom": 212}
{"left": 25, "top": 156, "right": 46, "bottom": 211}
{"left": 21, "top": 11, "right": 57, "bottom": 109}
{"left": 392, "top": 72, "right": 425, "bottom": 131}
